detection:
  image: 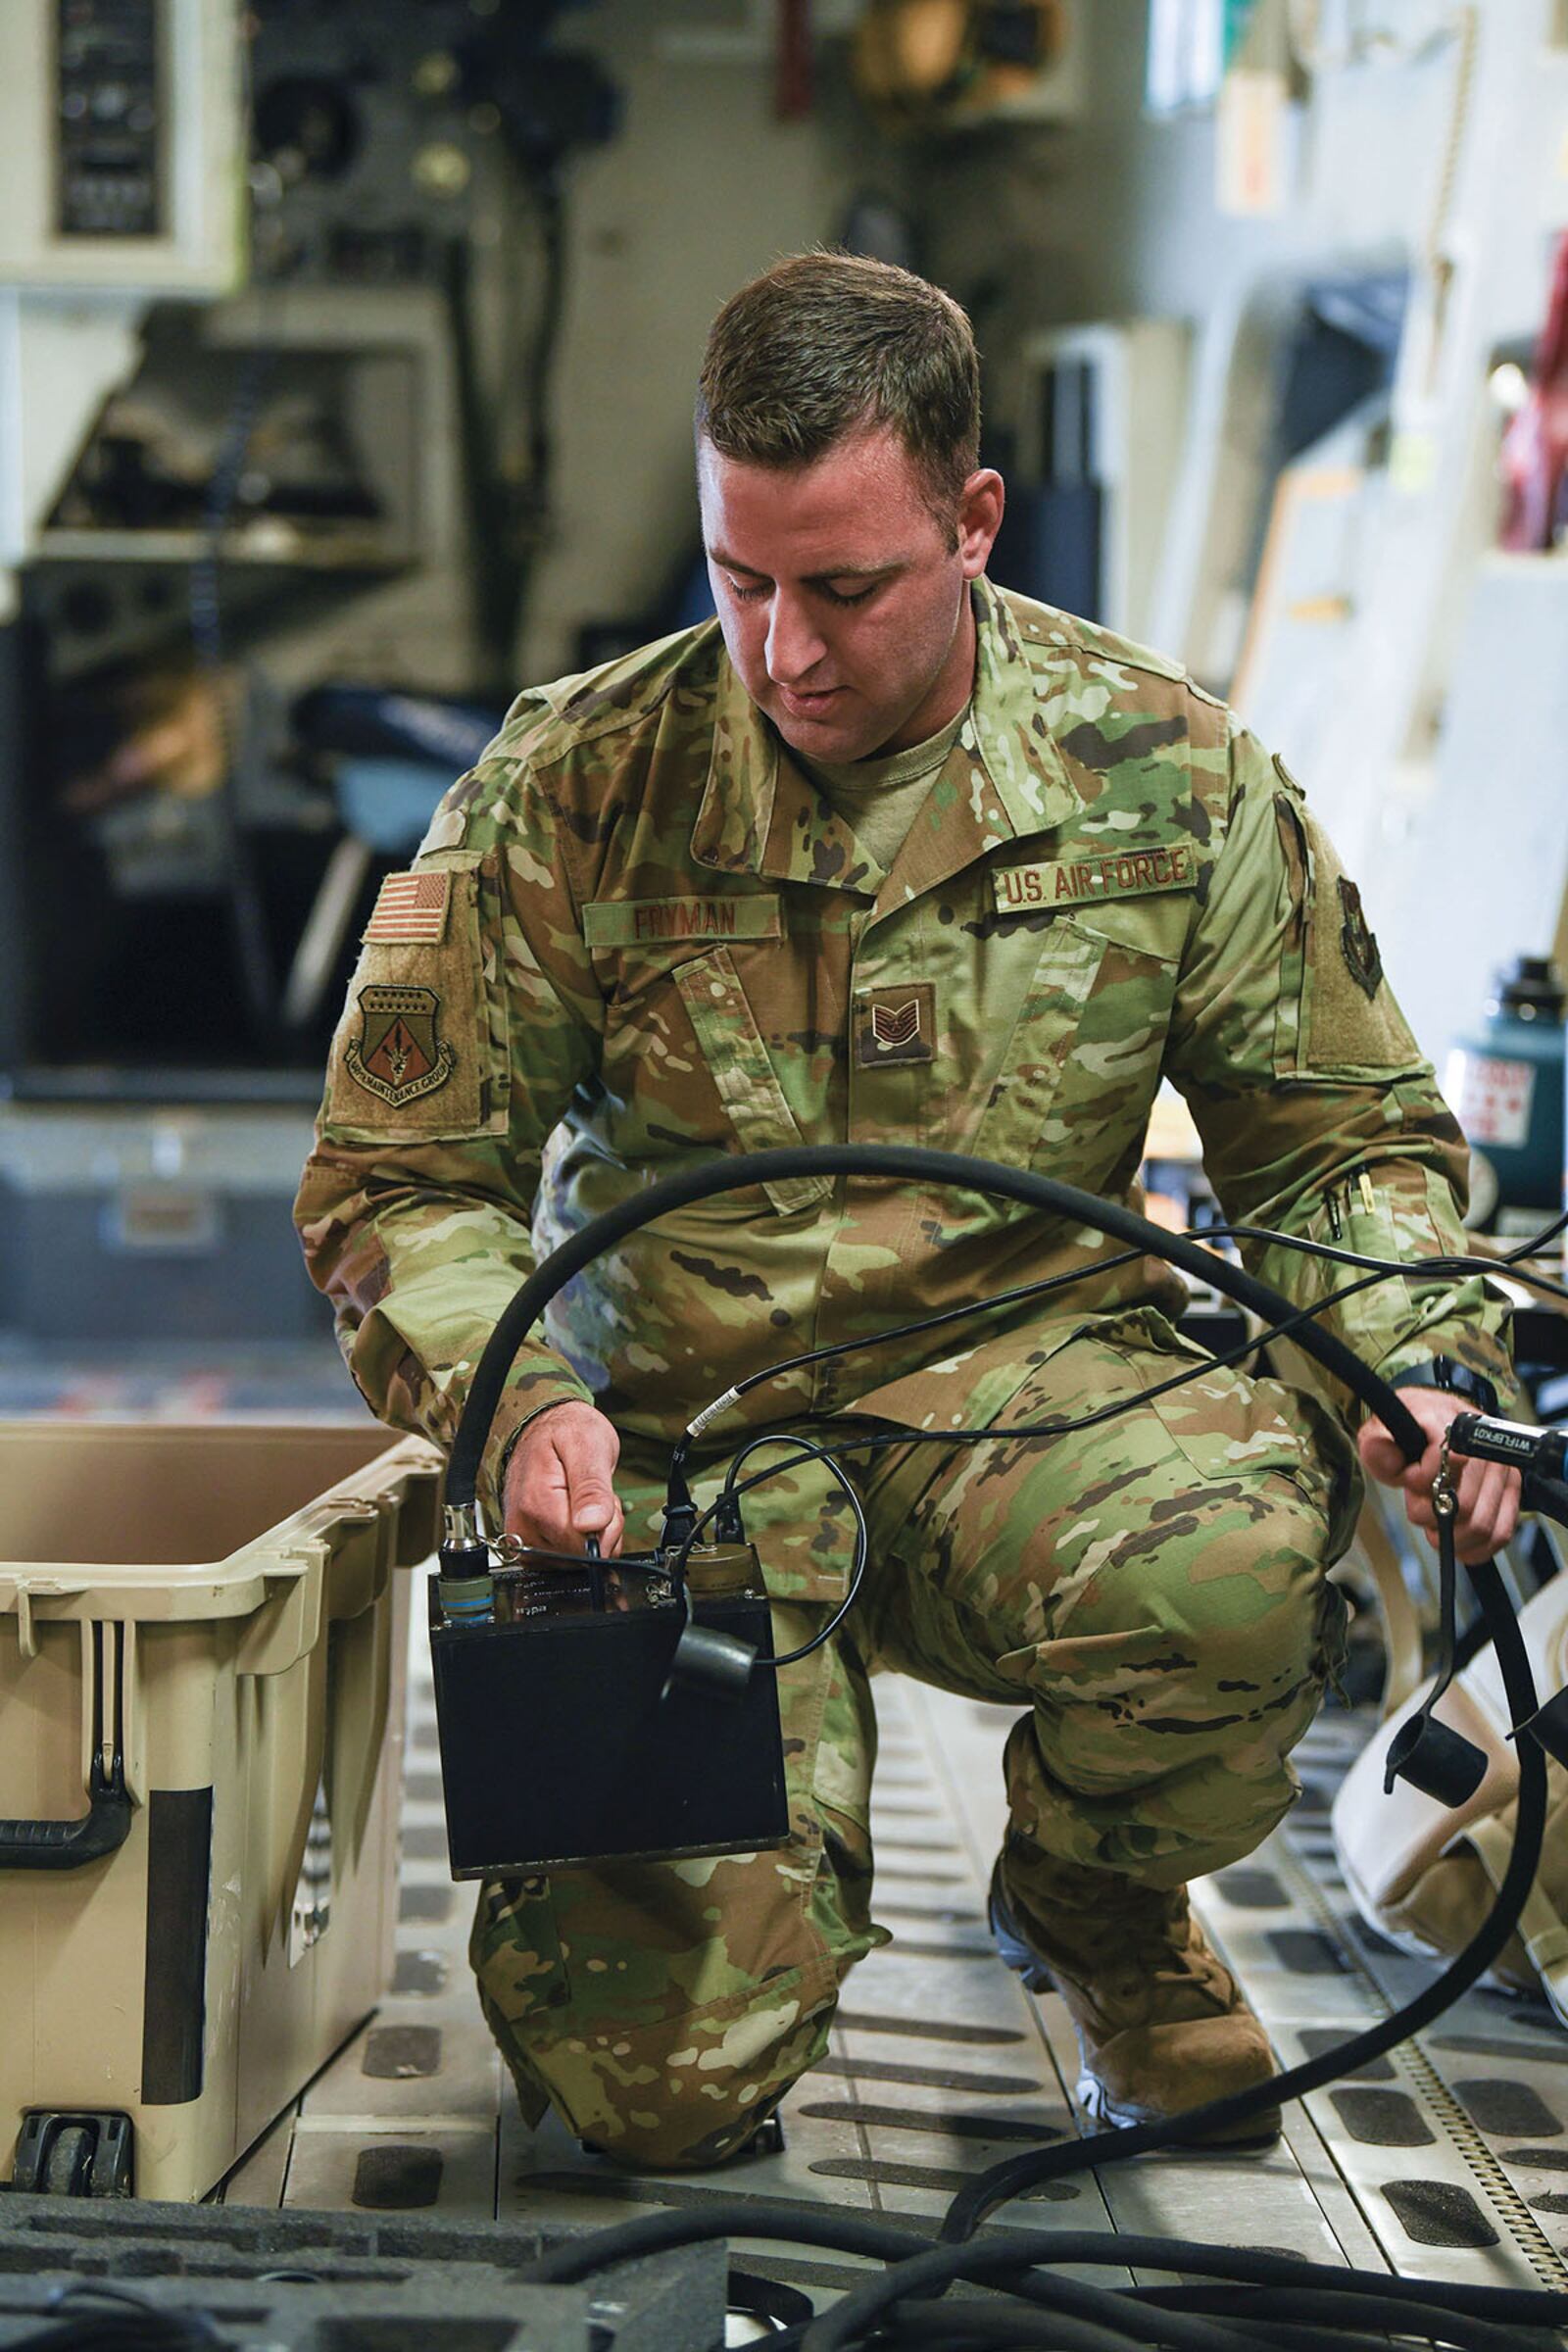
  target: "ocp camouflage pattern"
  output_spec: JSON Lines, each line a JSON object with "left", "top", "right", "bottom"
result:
{"left": 294, "top": 576, "right": 1513, "bottom": 2167}
{"left": 295, "top": 575, "right": 1511, "bottom": 1520}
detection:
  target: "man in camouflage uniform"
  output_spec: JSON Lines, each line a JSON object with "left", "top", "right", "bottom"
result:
{"left": 296, "top": 254, "right": 1520, "bottom": 2169}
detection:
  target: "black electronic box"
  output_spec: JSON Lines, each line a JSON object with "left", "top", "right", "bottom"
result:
{"left": 428, "top": 1543, "right": 792, "bottom": 1876}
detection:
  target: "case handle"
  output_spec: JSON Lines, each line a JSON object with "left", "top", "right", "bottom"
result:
{"left": 0, "top": 1752, "right": 132, "bottom": 1870}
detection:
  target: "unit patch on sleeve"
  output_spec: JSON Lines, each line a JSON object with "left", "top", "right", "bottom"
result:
{"left": 855, "top": 983, "right": 936, "bottom": 1067}
{"left": 992, "top": 843, "right": 1194, "bottom": 915}
{"left": 1337, "top": 876, "right": 1384, "bottom": 999}
{"left": 346, "top": 985, "right": 456, "bottom": 1106}
{"left": 364, "top": 870, "right": 452, "bottom": 945}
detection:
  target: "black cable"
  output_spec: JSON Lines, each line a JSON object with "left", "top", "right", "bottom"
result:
{"left": 939, "top": 1554, "right": 1544, "bottom": 2237}
{"left": 531, "top": 2203, "right": 1564, "bottom": 2327}
{"left": 463, "top": 1148, "right": 1560, "bottom": 2336}
{"left": 797, "top": 2225, "right": 1568, "bottom": 2352}
{"left": 21, "top": 2284, "right": 224, "bottom": 2351}
{"left": 689, "top": 1430, "right": 869, "bottom": 1670}
{"left": 835, "top": 2312, "right": 1154, "bottom": 2351}
{"left": 1207, "top": 1224, "right": 1568, "bottom": 1308}
{"left": 676, "top": 1238, "right": 1562, "bottom": 1479}
{"left": 446, "top": 1149, "right": 1429, "bottom": 1509}
{"left": 669, "top": 1197, "right": 1568, "bottom": 1476}
{"left": 670, "top": 1246, "right": 1149, "bottom": 1472}
{"left": 1130, "top": 2281, "right": 1543, "bottom": 2352}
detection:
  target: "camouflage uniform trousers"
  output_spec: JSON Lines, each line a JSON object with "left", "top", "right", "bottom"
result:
{"left": 470, "top": 1306, "right": 1362, "bottom": 2169}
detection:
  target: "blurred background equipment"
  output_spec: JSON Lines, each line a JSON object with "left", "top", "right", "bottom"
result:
{"left": 1500, "top": 228, "right": 1568, "bottom": 551}
{"left": 1, "top": 1, "right": 617, "bottom": 1100}
{"left": 0, "top": 0, "right": 618, "bottom": 1343}
{"left": 852, "top": 0, "right": 1082, "bottom": 122}
{"left": 1445, "top": 956, "right": 1567, "bottom": 1233}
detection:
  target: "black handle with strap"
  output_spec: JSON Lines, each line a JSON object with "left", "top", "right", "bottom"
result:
{"left": 0, "top": 1750, "right": 133, "bottom": 1871}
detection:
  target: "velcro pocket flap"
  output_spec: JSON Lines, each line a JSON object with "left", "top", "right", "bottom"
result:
{"left": 673, "top": 948, "right": 833, "bottom": 1213}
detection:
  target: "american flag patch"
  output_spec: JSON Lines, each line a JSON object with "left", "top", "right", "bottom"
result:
{"left": 364, "top": 870, "right": 451, "bottom": 945}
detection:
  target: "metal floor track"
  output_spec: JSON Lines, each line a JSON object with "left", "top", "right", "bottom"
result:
{"left": 220, "top": 1618, "right": 1568, "bottom": 2329}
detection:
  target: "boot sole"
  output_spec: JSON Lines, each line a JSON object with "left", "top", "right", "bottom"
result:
{"left": 1079, "top": 2073, "right": 1283, "bottom": 2149}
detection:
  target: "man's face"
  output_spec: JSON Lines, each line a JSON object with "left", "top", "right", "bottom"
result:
{"left": 697, "top": 423, "right": 1003, "bottom": 762}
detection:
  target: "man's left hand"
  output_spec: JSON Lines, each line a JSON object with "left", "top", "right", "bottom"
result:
{"left": 1357, "top": 1386, "right": 1521, "bottom": 1566}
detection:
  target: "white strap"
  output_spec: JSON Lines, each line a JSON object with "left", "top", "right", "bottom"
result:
{"left": 1352, "top": 1488, "right": 1427, "bottom": 1719}
{"left": 1465, "top": 1810, "right": 1568, "bottom": 2022}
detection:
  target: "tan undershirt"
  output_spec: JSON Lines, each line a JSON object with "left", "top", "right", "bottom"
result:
{"left": 799, "top": 706, "right": 969, "bottom": 876}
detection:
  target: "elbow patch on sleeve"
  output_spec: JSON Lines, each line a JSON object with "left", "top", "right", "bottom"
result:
{"left": 1271, "top": 771, "right": 1424, "bottom": 1081}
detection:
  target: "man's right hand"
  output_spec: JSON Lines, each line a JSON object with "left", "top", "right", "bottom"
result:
{"left": 502, "top": 1399, "right": 624, "bottom": 1553}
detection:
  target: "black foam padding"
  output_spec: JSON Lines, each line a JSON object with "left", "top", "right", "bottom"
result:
{"left": 1381, "top": 2180, "right": 1499, "bottom": 2248}
{"left": 1453, "top": 2078, "right": 1563, "bottom": 2137}
{"left": 399, "top": 1885, "right": 454, "bottom": 1924}
{"left": 392, "top": 1950, "right": 449, "bottom": 1997}
{"left": 363, "top": 2027, "right": 443, "bottom": 2080}
{"left": 835, "top": 2011, "right": 1024, "bottom": 2044}
{"left": 1530, "top": 2191, "right": 1568, "bottom": 2214}
{"left": 1298, "top": 2029, "right": 1395, "bottom": 2081}
{"left": 0, "top": 2200, "right": 722, "bottom": 2350}
{"left": 812, "top": 2054, "right": 1039, "bottom": 2095}
{"left": 1328, "top": 2088, "right": 1435, "bottom": 2147}
{"left": 1265, "top": 1929, "right": 1348, "bottom": 1976}
{"left": 1504, "top": 2145, "right": 1568, "bottom": 2170}
{"left": 352, "top": 2146, "right": 445, "bottom": 2210}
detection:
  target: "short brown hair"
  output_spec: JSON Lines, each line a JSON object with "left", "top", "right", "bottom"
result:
{"left": 696, "top": 251, "right": 981, "bottom": 536}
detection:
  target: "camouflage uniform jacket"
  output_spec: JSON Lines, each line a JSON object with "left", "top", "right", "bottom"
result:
{"left": 295, "top": 578, "right": 1512, "bottom": 1516}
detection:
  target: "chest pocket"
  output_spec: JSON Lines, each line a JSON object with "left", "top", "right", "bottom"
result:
{"left": 673, "top": 949, "right": 834, "bottom": 1214}
{"left": 969, "top": 919, "right": 1107, "bottom": 1166}
{"left": 323, "top": 852, "right": 510, "bottom": 1145}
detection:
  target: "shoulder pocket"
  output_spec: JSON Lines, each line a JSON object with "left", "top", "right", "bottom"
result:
{"left": 323, "top": 852, "right": 511, "bottom": 1143}
{"left": 1272, "top": 789, "right": 1421, "bottom": 1080}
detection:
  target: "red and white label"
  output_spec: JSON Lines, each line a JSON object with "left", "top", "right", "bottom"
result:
{"left": 1446, "top": 1050, "right": 1535, "bottom": 1150}
{"left": 364, "top": 869, "right": 451, "bottom": 946}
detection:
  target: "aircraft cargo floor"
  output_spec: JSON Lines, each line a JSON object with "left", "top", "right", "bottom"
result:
{"left": 218, "top": 1614, "right": 1568, "bottom": 2332}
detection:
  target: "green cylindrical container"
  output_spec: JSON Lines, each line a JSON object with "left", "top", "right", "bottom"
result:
{"left": 1444, "top": 956, "right": 1566, "bottom": 1230}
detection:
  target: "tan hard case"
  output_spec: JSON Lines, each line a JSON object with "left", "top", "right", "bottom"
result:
{"left": 0, "top": 1421, "right": 443, "bottom": 2202}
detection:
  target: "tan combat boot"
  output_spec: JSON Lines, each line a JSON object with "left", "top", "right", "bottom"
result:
{"left": 989, "top": 1846, "right": 1280, "bottom": 2146}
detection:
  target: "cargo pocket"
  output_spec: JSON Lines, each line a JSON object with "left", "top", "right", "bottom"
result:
{"left": 323, "top": 852, "right": 510, "bottom": 1143}
{"left": 1108, "top": 1303, "right": 1358, "bottom": 1536}
{"left": 673, "top": 948, "right": 833, "bottom": 1213}
{"left": 470, "top": 1871, "right": 571, "bottom": 2026}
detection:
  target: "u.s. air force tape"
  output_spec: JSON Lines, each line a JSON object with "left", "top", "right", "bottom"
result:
{"left": 992, "top": 843, "right": 1195, "bottom": 915}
